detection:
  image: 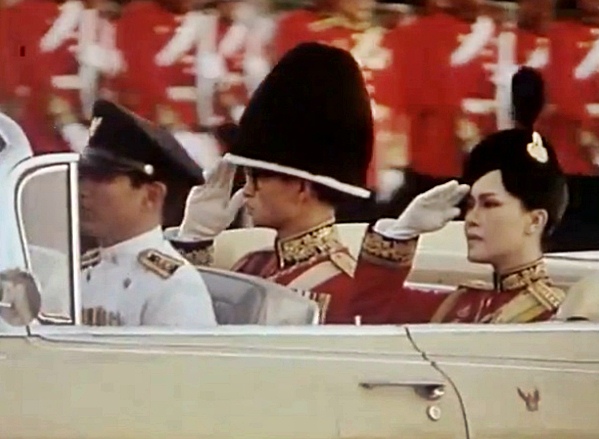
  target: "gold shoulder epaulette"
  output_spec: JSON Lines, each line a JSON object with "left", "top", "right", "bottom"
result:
{"left": 329, "top": 251, "right": 357, "bottom": 277}
{"left": 81, "top": 248, "right": 101, "bottom": 270}
{"left": 528, "top": 282, "right": 566, "bottom": 311}
{"left": 458, "top": 279, "right": 493, "bottom": 290}
{"left": 138, "top": 249, "right": 184, "bottom": 279}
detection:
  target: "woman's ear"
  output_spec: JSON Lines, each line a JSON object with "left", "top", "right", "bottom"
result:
{"left": 527, "top": 209, "right": 548, "bottom": 235}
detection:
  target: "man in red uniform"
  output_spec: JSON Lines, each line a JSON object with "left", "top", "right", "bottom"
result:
{"left": 493, "top": 0, "right": 553, "bottom": 131}
{"left": 166, "top": 43, "right": 426, "bottom": 324}
{"left": 272, "top": 0, "right": 409, "bottom": 203}
{"left": 2, "top": 0, "right": 79, "bottom": 154}
{"left": 48, "top": 0, "right": 125, "bottom": 153}
{"left": 545, "top": 0, "right": 599, "bottom": 249}
{"left": 0, "top": 0, "right": 20, "bottom": 118}
{"left": 387, "top": 0, "right": 499, "bottom": 216}
{"left": 195, "top": 0, "right": 272, "bottom": 129}
{"left": 350, "top": 67, "right": 568, "bottom": 324}
{"left": 113, "top": 0, "right": 222, "bottom": 171}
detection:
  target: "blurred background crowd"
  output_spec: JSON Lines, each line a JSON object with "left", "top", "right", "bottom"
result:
{"left": 1, "top": 0, "right": 599, "bottom": 249}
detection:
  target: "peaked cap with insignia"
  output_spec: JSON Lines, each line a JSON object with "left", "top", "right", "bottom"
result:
{"left": 462, "top": 67, "right": 568, "bottom": 237}
{"left": 79, "top": 99, "right": 204, "bottom": 184}
{"left": 223, "top": 42, "right": 374, "bottom": 198}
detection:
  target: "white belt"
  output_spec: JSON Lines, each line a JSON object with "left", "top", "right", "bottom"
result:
{"left": 587, "top": 104, "right": 599, "bottom": 117}
{"left": 166, "top": 86, "right": 197, "bottom": 102}
{"left": 462, "top": 98, "right": 496, "bottom": 115}
{"left": 51, "top": 75, "right": 81, "bottom": 90}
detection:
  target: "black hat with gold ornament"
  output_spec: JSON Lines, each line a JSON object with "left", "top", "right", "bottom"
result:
{"left": 79, "top": 99, "right": 204, "bottom": 185}
{"left": 462, "top": 67, "right": 568, "bottom": 237}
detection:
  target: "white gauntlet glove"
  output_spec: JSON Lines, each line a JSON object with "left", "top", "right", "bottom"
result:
{"left": 374, "top": 180, "right": 470, "bottom": 240}
{"left": 178, "top": 159, "right": 245, "bottom": 241}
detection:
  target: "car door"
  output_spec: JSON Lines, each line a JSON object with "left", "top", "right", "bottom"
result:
{"left": 2, "top": 324, "right": 468, "bottom": 439}
{"left": 408, "top": 322, "right": 599, "bottom": 439}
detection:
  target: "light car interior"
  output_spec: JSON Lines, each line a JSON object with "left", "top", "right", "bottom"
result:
{"left": 197, "top": 266, "right": 319, "bottom": 325}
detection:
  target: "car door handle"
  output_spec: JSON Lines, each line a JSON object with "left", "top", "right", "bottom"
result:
{"left": 359, "top": 380, "right": 446, "bottom": 401}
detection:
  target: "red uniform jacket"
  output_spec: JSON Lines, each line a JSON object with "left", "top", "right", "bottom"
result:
{"left": 547, "top": 20, "right": 599, "bottom": 176}
{"left": 5, "top": 0, "right": 77, "bottom": 153}
{"left": 171, "top": 220, "right": 420, "bottom": 325}
{"left": 406, "top": 13, "right": 497, "bottom": 178}
{"left": 350, "top": 232, "right": 566, "bottom": 324}
{"left": 201, "top": 16, "right": 252, "bottom": 125}
{"left": 0, "top": 6, "right": 19, "bottom": 107}
{"left": 273, "top": 10, "right": 408, "bottom": 187}
{"left": 114, "top": 1, "right": 199, "bottom": 128}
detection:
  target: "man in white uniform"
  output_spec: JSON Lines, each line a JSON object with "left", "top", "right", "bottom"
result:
{"left": 76, "top": 99, "right": 217, "bottom": 327}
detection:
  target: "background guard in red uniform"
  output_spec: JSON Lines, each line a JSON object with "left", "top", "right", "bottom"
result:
{"left": 545, "top": 0, "right": 599, "bottom": 250}
{"left": 386, "top": 0, "right": 498, "bottom": 217}
{"left": 271, "top": 0, "right": 410, "bottom": 220}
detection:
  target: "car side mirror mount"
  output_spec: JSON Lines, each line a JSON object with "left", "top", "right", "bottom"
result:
{"left": 0, "top": 269, "right": 42, "bottom": 326}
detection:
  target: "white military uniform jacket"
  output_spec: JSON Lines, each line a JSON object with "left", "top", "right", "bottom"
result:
{"left": 81, "top": 227, "right": 217, "bottom": 327}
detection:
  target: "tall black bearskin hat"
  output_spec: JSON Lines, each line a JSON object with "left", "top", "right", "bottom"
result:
{"left": 463, "top": 67, "right": 568, "bottom": 237}
{"left": 222, "top": 42, "right": 374, "bottom": 199}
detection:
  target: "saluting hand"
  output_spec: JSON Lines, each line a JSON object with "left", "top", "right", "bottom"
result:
{"left": 178, "top": 159, "right": 245, "bottom": 241}
{"left": 375, "top": 180, "right": 470, "bottom": 240}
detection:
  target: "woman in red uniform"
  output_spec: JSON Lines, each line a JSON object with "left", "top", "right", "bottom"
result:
{"left": 351, "top": 67, "right": 569, "bottom": 324}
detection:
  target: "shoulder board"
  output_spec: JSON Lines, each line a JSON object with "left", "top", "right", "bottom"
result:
{"left": 37, "top": 312, "right": 72, "bottom": 325}
{"left": 528, "top": 282, "right": 566, "bottom": 311}
{"left": 329, "top": 251, "right": 357, "bottom": 277}
{"left": 81, "top": 248, "right": 101, "bottom": 270}
{"left": 138, "top": 249, "right": 185, "bottom": 279}
{"left": 458, "top": 279, "right": 493, "bottom": 290}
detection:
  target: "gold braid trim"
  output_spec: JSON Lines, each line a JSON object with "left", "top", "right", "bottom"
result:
{"left": 480, "top": 283, "right": 566, "bottom": 323}
{"left": 179, "top": 246, "right": 214, "bottom": 267}
{"left": 360, "top": 230, "right": 417, "bottom": 267}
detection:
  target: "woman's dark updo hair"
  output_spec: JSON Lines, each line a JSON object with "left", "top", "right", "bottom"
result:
{"left": 463, "top": 67, "right": 568, "bottom": 239}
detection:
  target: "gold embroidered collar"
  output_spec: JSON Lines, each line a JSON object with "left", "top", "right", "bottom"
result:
{"left": 494, "top": 259, "right": 549, "bottom": 292}
{"left": 275, "top": 219, "right": 344, "bottom": 269}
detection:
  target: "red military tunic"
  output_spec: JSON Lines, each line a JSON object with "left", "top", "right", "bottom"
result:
{"left": 547, "top": 20, "right": 599, "bottom": 176}
{"left": 114, "top": 1, "right": 199, "bottom": 129}
{"left": 230, "top": 220, "right": 356, "bottom": 324}
{"left": 198, "top": 15, "right": 253, "bottom": 126}
{"left": 0, "top": 5, "right": 19, "bottom": 111}
{"left": 405, "top": 12, "right": 497, "bottom": 178}
{"left": 6, "top": 0, "right": 77, "bottom": 153}
{"left": 171, "top": 220, "right": 423, "bottom": 325}
{"left": 273, "top": 10, "right": 408, "bottom": 188}
{"left": 350, "top": 232, "right": 566, "bottom": 324}
{"left": 173, "top": 220, "right": 355, "bottom": 323}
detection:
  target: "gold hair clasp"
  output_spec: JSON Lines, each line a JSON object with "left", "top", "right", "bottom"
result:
{"left": 527, "top": 131, "right": 548, "bottom": 163}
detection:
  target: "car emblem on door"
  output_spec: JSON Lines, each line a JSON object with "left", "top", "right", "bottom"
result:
{"left": 517, "top": 387, "right": 540, "bottom": 412}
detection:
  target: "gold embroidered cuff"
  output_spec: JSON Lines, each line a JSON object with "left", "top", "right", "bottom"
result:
{"left": 360, "top": 228, "right": 417, "bottom": 267}
{"left": 170, "top": 240, "right": 214, "bottom": 267}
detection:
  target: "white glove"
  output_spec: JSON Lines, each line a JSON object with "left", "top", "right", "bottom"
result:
{"left": 178, "top": 159, "right": 245, "bottom": 240}
{"left": 374, "top": 180, "right": 470, "bottom": 240}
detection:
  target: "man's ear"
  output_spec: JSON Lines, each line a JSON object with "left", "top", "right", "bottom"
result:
{"left": 145, "top": 181, "right": 168, "bottom": 208}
